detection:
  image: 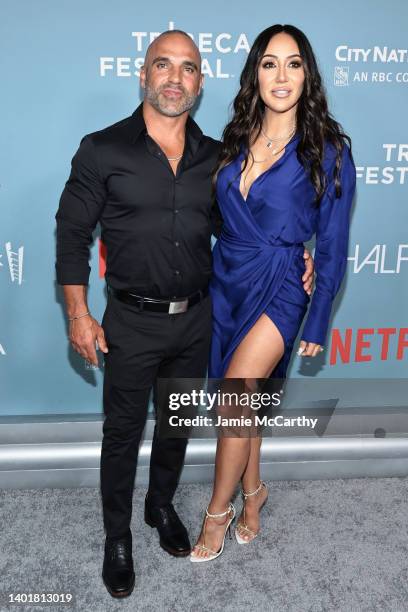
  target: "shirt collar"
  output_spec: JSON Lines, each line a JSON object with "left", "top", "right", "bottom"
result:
{"left": 129, "top": 101, "right": 203, "bottom": 151}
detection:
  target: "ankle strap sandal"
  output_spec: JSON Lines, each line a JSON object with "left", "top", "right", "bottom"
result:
{"left": 235, "top": 481, "right": 268, "bottom": 545}
{"left": 190, "top": 502, "right": 236, "bottom": 563}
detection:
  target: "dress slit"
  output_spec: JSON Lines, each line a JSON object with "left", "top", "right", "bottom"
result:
{"left": 221, "top": 310, "right": 286, "bottom": 379}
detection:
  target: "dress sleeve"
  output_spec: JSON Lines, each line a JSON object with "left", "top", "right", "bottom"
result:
{"left": 301, "top": 143, "right": 356, "bottom": 346}
{"left": 55, "top": 135, "right": 107, "bottom": 285}
{"left": 210, "top": 196, "right": 224, "bottom": 238}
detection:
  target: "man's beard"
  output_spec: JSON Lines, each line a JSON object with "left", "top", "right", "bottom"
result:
{"left": 144, "top": 81, "right": 197, "bottom": 117}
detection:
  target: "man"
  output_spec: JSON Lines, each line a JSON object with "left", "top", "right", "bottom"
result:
{"left": 55, "top": 30, "right": 314, "bottom": 598}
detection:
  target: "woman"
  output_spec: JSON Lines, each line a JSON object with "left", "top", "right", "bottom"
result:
{"left": 190, "top": 24, "right": 356, "bottom": 562}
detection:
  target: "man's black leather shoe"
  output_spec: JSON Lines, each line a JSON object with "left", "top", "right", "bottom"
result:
{"left": 102, "top": 530, "right": 135, "bottom": 598}
{"left": 144, "top": 500, "right": 191, "bottom": 557}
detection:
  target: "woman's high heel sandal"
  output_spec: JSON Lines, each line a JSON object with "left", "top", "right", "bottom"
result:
{"left": 190, "top": 502, "right": 236, "bottom": 563}
{"left": 235, "top": 480, "right": 268, "bottom": 545}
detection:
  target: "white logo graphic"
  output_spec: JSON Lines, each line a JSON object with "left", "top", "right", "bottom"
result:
{"left": 0, "top": 242, "right": 24, "bottom": 284}
{"left": 334, "top": 46, "right": 408, "bottom": 85}
{"left": 334, "top": 66, "right": 349, "bottom": 86}
{"left": 99, "top": 20, "right": 250, "bottom": 80}
{"left": 336, "top": 46, "right": 408, "bottom": 63}
{"left": 356, "top": 144, "right": 408, "bottom": 185}
{"left": 348, "top": 244, "right": 408, "bottom": 274}
{"left": 0, "top": 343, "right": 6, "bottom": 356}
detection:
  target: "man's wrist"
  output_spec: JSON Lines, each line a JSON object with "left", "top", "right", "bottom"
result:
{"left": 68, "top": 311, "right": 91, "bottom": 321}
{"left": 62, "top": 285, "right": 89, "bottom": 319}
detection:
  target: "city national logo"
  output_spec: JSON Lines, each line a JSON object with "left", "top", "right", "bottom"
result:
{"left": 0, "top": 242, "right": 24, "bottom": 284}
{"left": 334, "top": 66, "right": 349, "bottom": 86}
{"left": 334, "top": 45, "right": 408, "bottom": 85}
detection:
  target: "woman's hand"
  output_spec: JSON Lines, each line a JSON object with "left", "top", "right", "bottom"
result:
{"left": 297, "top": 340, "right": 324, "bottom": 357}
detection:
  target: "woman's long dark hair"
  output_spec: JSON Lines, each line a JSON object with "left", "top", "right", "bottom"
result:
{"left": 215, "top": 24, "right": 352, "bottom": 204}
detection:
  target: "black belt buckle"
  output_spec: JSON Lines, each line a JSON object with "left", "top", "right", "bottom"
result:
{"left": 108, "top": 285, "right": 207, "bottom": 314}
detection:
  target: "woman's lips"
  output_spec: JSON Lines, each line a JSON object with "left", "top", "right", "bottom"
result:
{"left": 271, "top": 89, "right": 292, "bottom": 98}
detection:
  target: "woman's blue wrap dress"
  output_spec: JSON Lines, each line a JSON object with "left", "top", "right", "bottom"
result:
{"left": 209, "top": 134, "right": 356, "bottom": 379}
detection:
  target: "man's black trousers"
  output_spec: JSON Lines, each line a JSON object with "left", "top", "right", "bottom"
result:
{"left": 100, "top": 290, "right": 212, "bottom": 539}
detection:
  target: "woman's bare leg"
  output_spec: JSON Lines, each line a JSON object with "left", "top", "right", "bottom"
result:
{"left": 191, "top": 314, "right": 284, "bottom": 558}
{"left": 237, "top": 435, "right": 267, "bottom": 541}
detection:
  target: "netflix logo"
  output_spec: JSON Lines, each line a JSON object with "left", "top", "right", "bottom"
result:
{"left": 329, "top": 327, "right": 408, "bottom": 365}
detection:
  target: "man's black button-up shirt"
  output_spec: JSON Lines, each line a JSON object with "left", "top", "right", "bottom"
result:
{"left": 55, "top": 103, "right": 223, "bottom": 298}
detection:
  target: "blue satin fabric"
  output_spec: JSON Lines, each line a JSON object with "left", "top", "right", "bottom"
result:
{"left": 209, "top": 133, "right": 356, "bottom": 378}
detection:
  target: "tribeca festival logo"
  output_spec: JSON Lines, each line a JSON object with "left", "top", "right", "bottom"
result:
{"left": 356, "top": 143, "right": 408, "bottom": 185}
{"left": 99, "top": 20, "right": 250, "bottom": 80}
{"left": 334, "top": 45, "right": 408, "bottom": 85}
{"left": 0, "top": 241, "right": 24, "bottom": 284}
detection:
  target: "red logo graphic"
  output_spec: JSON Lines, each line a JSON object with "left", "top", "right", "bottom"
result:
{"left": 330, "top": 328, "right": 408, "bottom": 364}
{"left": 99, "top": 239, "right": 106, "bottom": 278}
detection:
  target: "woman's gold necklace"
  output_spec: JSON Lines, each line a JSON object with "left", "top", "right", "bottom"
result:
{"left": 258, "top": 124, "right": 296, "bottom": 155}
{"left": 242, "top": 126, "right": 296, "bottom": 197}
{"left": 250, "top": 125, "right": 296, "bottom": 163}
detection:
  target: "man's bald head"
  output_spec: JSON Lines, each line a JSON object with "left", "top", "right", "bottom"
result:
{"left": 144, "top": 30, "right": 201, "bottom": 73}
{"left": 140, "top": 29, "right": 203, "bottom": 118}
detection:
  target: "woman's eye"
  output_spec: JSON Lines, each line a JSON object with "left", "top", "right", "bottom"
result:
{"left": 289, "top": 61, "right": 303, "bottom": 68}
{"left": 262, "top": 61, "right": 275, "bottom": 69}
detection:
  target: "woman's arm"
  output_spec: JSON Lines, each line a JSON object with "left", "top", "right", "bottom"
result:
{"left": 299, "top": 142, "right": 357, "bottom": 353}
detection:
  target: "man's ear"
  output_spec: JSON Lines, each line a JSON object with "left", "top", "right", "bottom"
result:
{"left": 140, "top": 65, "right": 146, "bottom": 88}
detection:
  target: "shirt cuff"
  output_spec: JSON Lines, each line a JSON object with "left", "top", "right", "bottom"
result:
{"left": 55, "top": 263, "right": 91, "bottom": 285}
{"left": 301, "top": 293, "right": 333, "bottom": 346}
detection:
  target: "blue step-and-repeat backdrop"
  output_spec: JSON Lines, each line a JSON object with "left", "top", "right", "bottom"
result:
{"left": 1, "top": 1, "right": 407, "bottom": 415}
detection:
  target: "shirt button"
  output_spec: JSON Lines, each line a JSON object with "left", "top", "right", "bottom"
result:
{"left": 174, "top": 209, "right": 179, "bottom": 214}
{"left": 174, "top": 241, "right": 179, "bottom": 247}
{"left": 174, "top": 270, "right": 180, "bottom": 275}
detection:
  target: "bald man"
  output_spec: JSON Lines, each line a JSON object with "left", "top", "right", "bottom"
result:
{"left": 55, "top": 29, "right": 314, "bottom": 597}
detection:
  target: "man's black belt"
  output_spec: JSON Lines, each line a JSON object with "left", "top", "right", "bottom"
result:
{"left": 109, "top": 286, "right": 209, "bottom": 314}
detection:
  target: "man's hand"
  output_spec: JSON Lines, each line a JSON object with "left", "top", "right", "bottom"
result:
{"left": 69, "top": 314, "right": 108, "bottom": 367}
{"left": 302, "top": 248, "right": 314, "bottom": 296}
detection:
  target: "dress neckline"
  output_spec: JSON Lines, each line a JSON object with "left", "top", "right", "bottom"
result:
{"left": 237, "top": 132, "right": 300, "bottom": 203}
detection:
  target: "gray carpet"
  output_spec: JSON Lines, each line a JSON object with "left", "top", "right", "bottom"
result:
{"left": 1, "top": 478, "right": 408, "bottom": 612}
